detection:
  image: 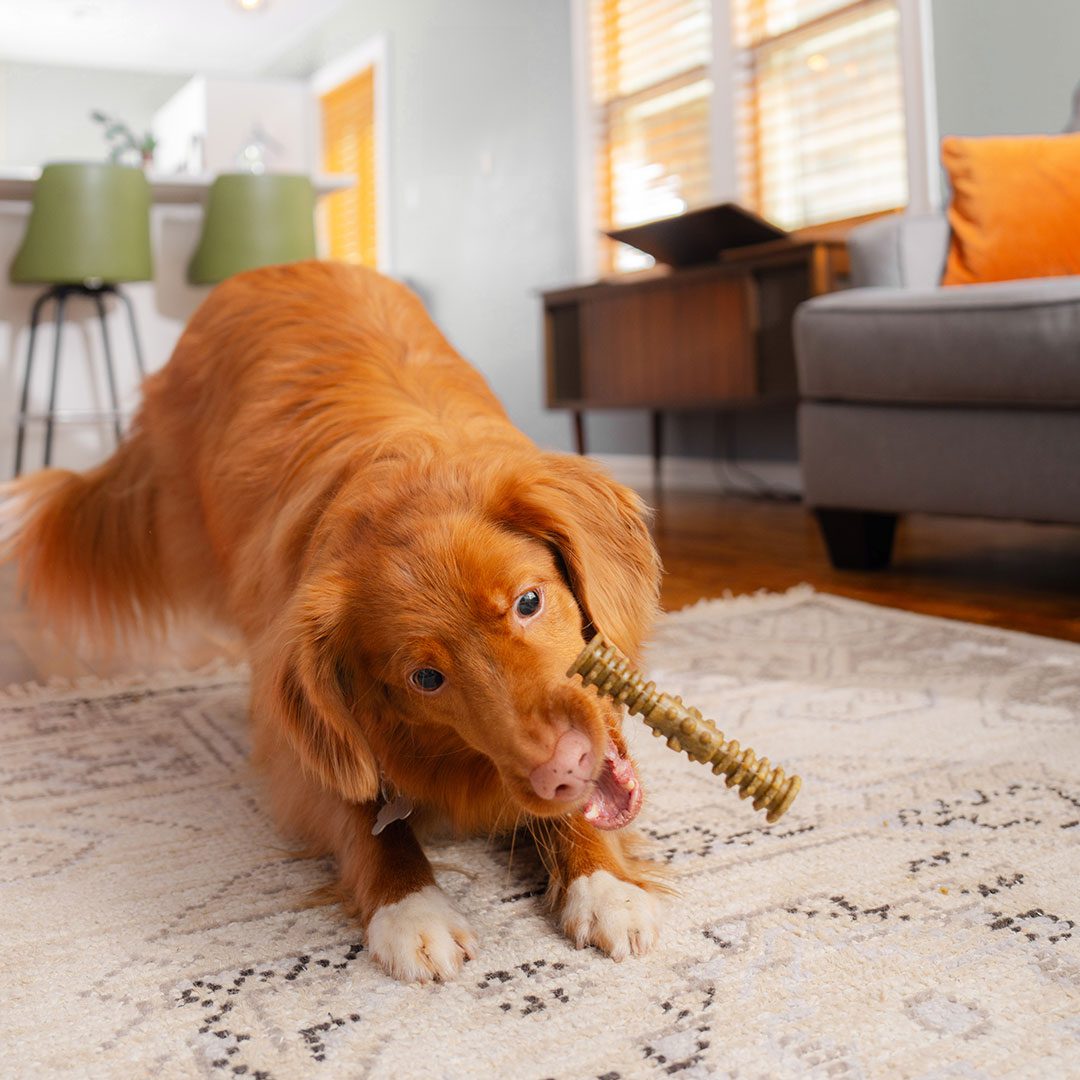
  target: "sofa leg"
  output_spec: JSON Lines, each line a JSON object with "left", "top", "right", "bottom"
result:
{"left": 814, "top": 508, "right": 898, "bottom": 570}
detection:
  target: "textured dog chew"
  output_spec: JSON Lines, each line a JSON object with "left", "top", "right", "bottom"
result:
{"left": 569, "top": 636, "right": 801, "bottom": 823}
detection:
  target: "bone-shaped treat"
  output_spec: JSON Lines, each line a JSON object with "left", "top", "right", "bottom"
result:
{"left": 569, "top": 636, "right": 801, "bottom": 823}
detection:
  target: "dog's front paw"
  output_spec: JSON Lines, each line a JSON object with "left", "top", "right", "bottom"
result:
{"left": 560, "top": 869, "right": 661, "bottom": 961}
{"left": 366, "top": 885, "right": 477, "bottom": 983}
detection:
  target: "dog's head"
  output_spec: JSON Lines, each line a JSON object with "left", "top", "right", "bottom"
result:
{"left": 263, "top": 451, "right": 661, "bottom": 829}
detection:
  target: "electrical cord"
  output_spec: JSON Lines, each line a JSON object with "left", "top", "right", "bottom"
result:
{"left": 711, "top": 413, "right": 801, "bottom": 502}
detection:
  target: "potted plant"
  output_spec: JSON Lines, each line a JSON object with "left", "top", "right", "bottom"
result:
{"left": 90, "top": 110, "right": 158, "bottom": 168}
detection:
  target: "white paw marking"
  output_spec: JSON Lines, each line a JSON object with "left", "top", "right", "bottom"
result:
{"left": 560, "top": 870, "right": 661, "bottom": 961}
{"left": 366, "top": 885, "right": 477, "bottom": 983}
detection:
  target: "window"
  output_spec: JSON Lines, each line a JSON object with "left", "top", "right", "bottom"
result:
{"left": 319, "top": 65, "right": 378, "bottom": 266}
{"left": 585, "top": 0, "right": 910, "bottom": 270}
{"left": 589, "top": 0, "right": 714, "bottom": 272}
{"left": 733, "top": 0, "right": 908, "bottom": 229}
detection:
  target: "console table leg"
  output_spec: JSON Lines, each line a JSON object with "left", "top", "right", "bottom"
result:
{"left": 651, "top": 410, "right": 663, "bottom": 486}
{"left": 573, "top": 411, "right": 586, "bottom": 456}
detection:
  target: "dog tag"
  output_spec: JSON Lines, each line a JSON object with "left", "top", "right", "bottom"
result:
{"left": 372, "top": 793, "right": 414, "bottom": 836}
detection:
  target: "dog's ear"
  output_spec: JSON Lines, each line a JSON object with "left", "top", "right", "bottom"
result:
{"left": 259, "top": 575, "right": 379, "bottom": 803}
{"left": 496, "top": 453, "right": 661, "bottom": 661}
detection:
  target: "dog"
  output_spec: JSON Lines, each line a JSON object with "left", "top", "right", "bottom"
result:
{"left": 1, "top": 261, "right": 664, "bottom": 982}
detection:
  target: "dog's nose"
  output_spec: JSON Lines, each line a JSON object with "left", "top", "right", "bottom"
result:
{"left": 529, "top": 728, "right": 595, "bottom": 802}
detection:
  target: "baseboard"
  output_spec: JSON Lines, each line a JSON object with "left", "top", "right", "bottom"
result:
{"left": 0, "top": 431, "right": 803, "bottom": 498}
{"left": 590, "top": 452, "right": 803, "bottom": 498}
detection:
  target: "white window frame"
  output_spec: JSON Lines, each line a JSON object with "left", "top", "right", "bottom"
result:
{"left": 896, "top": 0, "right": 941, "bottom": 214}
{"left": 571, "top": 0, "right": 940, "bottom": 277}
{"left": 571, "top": 0, "right": 600, "bottom": 280}
{"left": 309, "top": 34, "right": 392, "bottom": 273}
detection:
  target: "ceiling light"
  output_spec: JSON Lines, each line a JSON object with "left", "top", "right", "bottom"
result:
{"left": 235, "top": 0, "right": 267, "bottom": 11}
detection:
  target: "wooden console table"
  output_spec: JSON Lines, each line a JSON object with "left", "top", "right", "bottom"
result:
{"left": 542, "top": 237, "right": 848, "bottom": 472}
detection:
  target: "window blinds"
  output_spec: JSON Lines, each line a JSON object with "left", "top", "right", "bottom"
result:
{"left": 588, "top": 0, "right": 908, "bottom": 270}
{"left": 320, "top": 66, "right": 378, "bottom": 267}
{"left": 733, "top": 0, "right": 908, "bottom": 229}
{"left": 590, "top": 0, "right": 714, "bottom": 271}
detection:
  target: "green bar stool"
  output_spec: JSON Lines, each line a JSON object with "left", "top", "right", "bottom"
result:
{"left": 187, "top": 173, "right": 317, "bottom": 284}
{"left": 10, "top": 162, "right": 152, "bottom": 475}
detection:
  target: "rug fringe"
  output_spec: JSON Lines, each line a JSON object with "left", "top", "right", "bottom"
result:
{"left": 665, "top": 582, "right": 818, "bottom": 620}
{"left": 663, "top": 584, "right": 1080, "bottom": 658}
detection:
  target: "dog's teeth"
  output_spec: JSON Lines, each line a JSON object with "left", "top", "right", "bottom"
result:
{"left": 626, "top": 779, "right": 637, "bottom": 791}
{"left": 583, "top": 805, "right": 599, "bottom": 821}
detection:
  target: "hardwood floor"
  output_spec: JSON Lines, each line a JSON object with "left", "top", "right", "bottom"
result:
{"left": 2, "top": 492, "right": 1078, "bottom": 686}
{"left": 653, "top": 492, "right": 1080, "bottom": 642}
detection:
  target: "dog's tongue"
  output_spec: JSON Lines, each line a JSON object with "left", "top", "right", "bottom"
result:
{"left": 581, "top": 745, "right": 642, "bottom": 830}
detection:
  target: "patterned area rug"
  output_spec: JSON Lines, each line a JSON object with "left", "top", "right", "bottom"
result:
{"left": 2, "top": 587, "right": 1079, "bottom": 1079}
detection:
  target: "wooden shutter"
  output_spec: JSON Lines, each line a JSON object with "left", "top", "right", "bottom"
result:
{"left": 733, "top": 0, "right": 907, "bottom": 229}
{"left": 320, "top": 67, "right": 377, "bottom": 267}
{"left": 590, "top": 0, "right": 714, "bottom": 272}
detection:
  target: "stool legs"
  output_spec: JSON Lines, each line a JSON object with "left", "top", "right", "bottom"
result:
{"left": 42, "top": 290, "right": 68, "bottom": 470}
{"left": 113, "top": 286, "right": 146, "bottom": 378}
{"left": 14, "top": 288, "right": 56, "bottom": 477}
{"left": 13, "top": 284, "right": 144, "bottom": 476}
{"left": 91, "top": 291, "right": 124, "bottom": 444}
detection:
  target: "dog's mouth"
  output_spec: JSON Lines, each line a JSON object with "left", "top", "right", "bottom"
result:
{"left": 580, "top": 743, "right": 642, "bottom": 830}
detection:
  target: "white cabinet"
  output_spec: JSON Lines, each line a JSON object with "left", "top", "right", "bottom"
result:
{"left": 152, "top": 75, "right": 311, "bottom": 176}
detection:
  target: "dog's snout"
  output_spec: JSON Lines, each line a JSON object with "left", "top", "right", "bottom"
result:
{"left": 528, "top": 728, "right": 595, "bottom": 802}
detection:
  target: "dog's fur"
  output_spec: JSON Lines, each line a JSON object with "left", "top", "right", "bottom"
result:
{"left": 2, "top": 261, "right": 665, "bottom": 981}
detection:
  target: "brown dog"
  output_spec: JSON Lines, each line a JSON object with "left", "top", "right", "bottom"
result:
{"left": 1, "top": 261, "right": 664, "bottom": 981}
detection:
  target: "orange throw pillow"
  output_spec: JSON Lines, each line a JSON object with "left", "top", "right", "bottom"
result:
{"left": 942, "top": 132, "right": 1080, "bottom": 286}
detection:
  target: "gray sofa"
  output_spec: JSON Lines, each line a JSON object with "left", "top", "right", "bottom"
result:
{"left": 794, "top": 212, "right": 1080, "bottom": 569}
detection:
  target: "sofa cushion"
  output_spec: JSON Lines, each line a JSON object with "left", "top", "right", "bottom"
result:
{"left": 847, "top": 213, "right": 949, "bottom": 289}
{"left": 795, "top": 277, "right": 1080, "bottom": 406}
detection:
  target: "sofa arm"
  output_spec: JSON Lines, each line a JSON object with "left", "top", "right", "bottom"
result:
{"left": 847, "top": 213, "right": 950, "bottom": 289}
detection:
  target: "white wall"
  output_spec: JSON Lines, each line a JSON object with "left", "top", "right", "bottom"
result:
{"left": 0, "top": 6, "right": 788, "bottom": 470}
{"left": 1, "top": 10, "right": 591, "bottom": 468}
{"left": 152, "top": 76, "right": 313, "bottom": 175}
{"left": 932, "top": 0, "right": 1080, "bottom": 138}
{"left": 269, "top": 0, "right": 583, "bottom": 452}
{"left": 270, "top": 0, "right": 801, "bottom": 463}
{"left": 0, "top": 60, "right": 185, "bottom": 166}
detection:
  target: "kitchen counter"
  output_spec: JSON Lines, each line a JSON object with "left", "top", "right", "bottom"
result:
{"left": 0, "top": 166, "right": 354, "bottom": 203}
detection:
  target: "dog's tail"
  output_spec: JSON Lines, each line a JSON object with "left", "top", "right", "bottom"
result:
{"left": 0, "top": 433, "right": 169, "bottom": 645}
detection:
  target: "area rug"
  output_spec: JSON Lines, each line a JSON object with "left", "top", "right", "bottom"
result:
{"left": 1, "top": 587, "right": 1078, "bottom": 1079}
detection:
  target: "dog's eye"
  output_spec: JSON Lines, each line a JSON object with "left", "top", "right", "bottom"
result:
{"left": 411, "top": 668, "right": 445, "bottom": 692}
{"left": 515, "top": 589, "right": 542, "bottom": 618}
